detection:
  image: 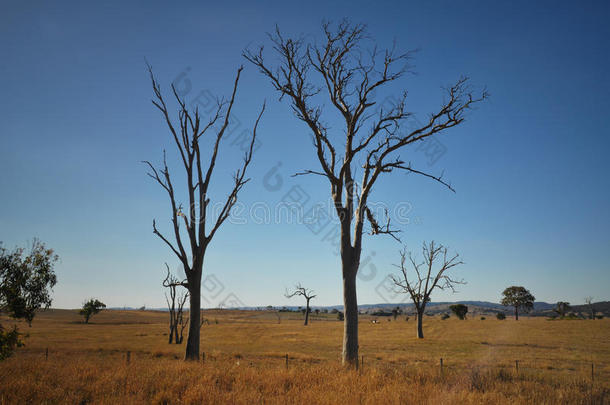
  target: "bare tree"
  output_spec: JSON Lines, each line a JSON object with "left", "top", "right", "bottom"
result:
{"left": 285, "top": 283, "right": 316, "bottom": 326}
{"left": 391, "top": 241, "right": 464, "bottom": 338}
{"left": 584, "top": 296, "right": 595, "bottom": 319}
{"left": 144, "top": 64, "right": 265, "bottom": 360}
{"left": 245, "top": 21, "right": 486, "bottom": 366}
{"left": 162, "top": 264, "right": 189, "bottom": 344}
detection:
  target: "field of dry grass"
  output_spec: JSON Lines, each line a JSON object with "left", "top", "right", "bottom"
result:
{"left": 0, "top": 309, "right": 608, "bottom": 404}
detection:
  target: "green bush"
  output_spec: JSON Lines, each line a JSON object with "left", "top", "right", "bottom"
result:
{"left": 496, "top": 313, "right": 506, "bottom": 320}
{"left": 0, "top": 325, "right": 24, "bottom": 360}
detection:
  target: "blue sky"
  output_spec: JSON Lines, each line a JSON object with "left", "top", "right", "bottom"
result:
{"left": 1, "top": 1, "right": 609, "bottom": 309}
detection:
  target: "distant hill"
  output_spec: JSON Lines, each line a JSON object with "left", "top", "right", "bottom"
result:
{"left": 103, "top": 301, "right": 608, "bottom": 317}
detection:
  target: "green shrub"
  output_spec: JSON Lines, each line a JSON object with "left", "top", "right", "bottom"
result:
{"left": 496, "top": 313, "right": 506, "bottom": 320}
{"left": 0, "top": 325, "right": 24, "bottom": 361}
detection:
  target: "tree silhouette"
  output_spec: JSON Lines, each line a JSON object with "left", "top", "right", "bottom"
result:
{"left": 285, "top": 283, "right": 316, "bottom": 326}
{"left": 144, "top": 64, "right": 264, "bottom": 360}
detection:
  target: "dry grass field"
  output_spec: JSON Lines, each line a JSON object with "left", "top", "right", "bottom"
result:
{"left": 0, "top": 309, "right": 608, "bottom": 404}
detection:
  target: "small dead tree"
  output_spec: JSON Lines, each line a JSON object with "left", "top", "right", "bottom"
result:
{"left": 163, "top": 264, "right": 189, "bottom": 344}
{"left": 391, "top": 241, "right": 464, "bottom": 338}
{"left": 245, "top": 20, "right": 487, "bottom": 366}
{"left": 285, "top": 283, "right": 316, "bottom": 326}
{"left": 144, "top": 64, "right": 264, "bottom": 360}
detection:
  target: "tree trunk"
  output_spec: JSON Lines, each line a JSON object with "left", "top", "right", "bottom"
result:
{"left": 515, "top": 306, "right": 519, "bottom": 321}
{"left": 417, "top": 308, "right": 424, "bottom": 339}
{"left": 184, "top": 285, "right": 201, "bottom": 361}
{"left": 304, "top": 299, "right": 310, "bottom": 326}
{"left": 342, "top": 266, "right": 359, "bottom": 367}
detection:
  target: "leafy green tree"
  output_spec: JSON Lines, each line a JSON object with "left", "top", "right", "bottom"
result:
{"left": 0, "top": 239, "right": 58, "bottom": 360}
{"left": 80, "top": 299, "right": 106, "bottom": 323}
{"left": 500, "top": 286, "right": 535, "bottom": 320}
{"left": 449, "top": 304, "right": 469, "bottom": 320}
{"left": 553, "top": 301, "right": 571, "bottom": 318}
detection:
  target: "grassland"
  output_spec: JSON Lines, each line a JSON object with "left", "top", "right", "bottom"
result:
{"left": 0, "top": 309, "right": 608, "bottom": 404}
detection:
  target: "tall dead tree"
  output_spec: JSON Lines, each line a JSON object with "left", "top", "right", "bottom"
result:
{"left": 285, "top": 283, "right": 316, "bottom": 326}
{"left": 163, "top": 264, "right": 189, "bottom": 344}
{"left": 245, "top": 21, "right": 486, "bottom": 366}
{"left": 391, "top": 241, "right": 464, "bottom": 339}
{"left": 144, "top": 64, "right": 265, "bottom": 361}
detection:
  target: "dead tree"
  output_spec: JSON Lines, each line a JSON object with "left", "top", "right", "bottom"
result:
{"left": 144, "top": 64, "right": 265, "bottom": 360}
{"left": 245, "top": 21, "right": 486, "bottom": 366}
{"left": 391, "top": 241, "right": 464, "bottom": 339}
{"left": 162, "top": 264, "right": 189, "bottom": 344}
{"left": 285, "top": 283, "right": 316, "bottom": 326}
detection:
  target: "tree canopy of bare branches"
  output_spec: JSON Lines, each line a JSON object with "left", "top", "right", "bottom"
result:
{"left": 391, "top": 241, "right": 464, "bottom": 338}
{"left": 144, "top": 63, "right": 264, "bottom": 361}
{"left": 245, "top": 20, "right": 486, "bottom": 365}
{"left": 285, "top": 283, "right": 317, "bottom": 326}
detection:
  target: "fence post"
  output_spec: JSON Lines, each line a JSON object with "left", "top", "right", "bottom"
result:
{"left": 126, "top": 351, "right": 131, "bottom": 364}
{"left": 591, "top": 363, "right": 594, "bottom": 383}
{"left": 515, "top": 360, "right": 519, "bottom": 374}
{"left": 45, "top": 347, "right": 48, "bottom": 360}
{"left": 440, "top": 358, "right": 443, "bottom": 375}
{"left": 285, "top": 354, "right": 288, "bottom": 370}
{"left": 361, "top": 355, "right": 364, "bottom": 375}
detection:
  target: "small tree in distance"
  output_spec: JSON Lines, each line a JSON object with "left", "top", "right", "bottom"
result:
{"left": 80, "top": 299, "right": 106, "bottom": 324}
{"left": 391, "top": 241, "right": 465, "bottom": 338}
{"left": 449, "top": 304, "right": 468, "bottom": 320}
{"left": 500, "top": 286, "right": 535, "bottom": 320}
{"left": 496, "top": 312, "right": 506, "bottom": 320}
{"left": 285, "top": 283, "right": 316, "bottom": 326}
{"left": 553, "top": 301, "right": 571, "bottom": 319}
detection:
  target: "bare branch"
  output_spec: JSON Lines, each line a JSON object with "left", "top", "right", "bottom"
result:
{"left": 365, "top": 207, "right": 401, "bottom": 242}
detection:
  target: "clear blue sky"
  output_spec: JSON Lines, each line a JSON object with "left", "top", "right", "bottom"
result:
{"left": 1, "top": 1, "right": 609, "bottom": 309}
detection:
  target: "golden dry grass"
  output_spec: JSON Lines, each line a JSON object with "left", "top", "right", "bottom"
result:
{"left": 0, "top": 309, "right": 608, "bottom": 404}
